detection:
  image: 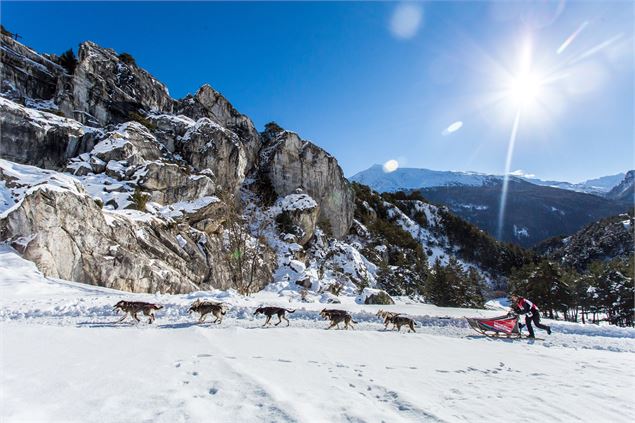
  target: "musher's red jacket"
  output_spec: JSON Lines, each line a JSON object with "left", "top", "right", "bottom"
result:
{"left": 515, "top": 297, "right": 538, "bottom": 315}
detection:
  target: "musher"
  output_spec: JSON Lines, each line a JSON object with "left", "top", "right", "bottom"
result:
{"left": 509, "top": 294, "right": 552, "bottom": 338}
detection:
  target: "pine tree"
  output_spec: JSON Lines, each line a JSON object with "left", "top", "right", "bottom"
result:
{"left": 425, "top": 259, "right": 450, "bottom": 306}
{"left": 465, "top": 268, "right": 485, "bottom": 308}
{"left": 59, "top": 49, "right": 77, "bottom": 74}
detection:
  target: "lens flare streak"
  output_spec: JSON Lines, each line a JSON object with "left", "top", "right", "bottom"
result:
{"left": 557, "top": 21, "right": 589, "bottom": 55}
{"left": 497, "top": 108, "right": 522, "bottom": 240}
{"left": 442, "top": 121, "right": 463, "bottom": 135}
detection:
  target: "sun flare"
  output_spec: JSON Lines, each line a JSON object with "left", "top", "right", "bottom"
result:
{"left": 508, "top": 71, "right": 543, "bottom": 106}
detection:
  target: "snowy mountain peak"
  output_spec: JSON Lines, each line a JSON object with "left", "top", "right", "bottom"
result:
{"left": 350, "top": 165, "right": 496, "bottom": 192}
{"left": 351, "top": 165, "right": 628, "bottom": 196}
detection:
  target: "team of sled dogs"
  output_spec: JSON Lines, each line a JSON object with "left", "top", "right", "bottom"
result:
{"left": 113, "top": 300, "right": 416, "bottom": 332}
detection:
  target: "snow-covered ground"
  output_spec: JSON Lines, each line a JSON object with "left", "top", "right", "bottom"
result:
{"left": 1, "top": 247, "right": 634, "bottom": 423}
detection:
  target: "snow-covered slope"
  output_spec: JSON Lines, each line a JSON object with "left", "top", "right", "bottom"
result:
{"left": 2, "top": 247, "right": 634, "bottom": 423}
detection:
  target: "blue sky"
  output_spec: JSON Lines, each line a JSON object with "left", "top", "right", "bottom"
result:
{"left": 3, "top": 1, "right": 633, "bottom": 182}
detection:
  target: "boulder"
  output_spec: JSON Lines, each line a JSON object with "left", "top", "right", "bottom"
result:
{"left": 275, "top": 192, "right": 319, "bottom": 245}
{"left": 360, "top": 288, "right": 395, "bottom": 305}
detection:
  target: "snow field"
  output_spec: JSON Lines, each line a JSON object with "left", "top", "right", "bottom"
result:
{"left": 2, "top": 248, "right": 634, "bottom": 422}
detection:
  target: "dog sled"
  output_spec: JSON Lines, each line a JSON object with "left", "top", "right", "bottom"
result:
{"left": 466, "top": 314, "right": 525, "bottom": 339}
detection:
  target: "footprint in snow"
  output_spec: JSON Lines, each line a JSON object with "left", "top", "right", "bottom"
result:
{"left": 208, "top": 388, "right": 218, "bottom": 395}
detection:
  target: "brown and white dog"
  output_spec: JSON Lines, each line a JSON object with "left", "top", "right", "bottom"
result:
{"left": 320, "top": 309, "right": 357, "bottom": 330}
{"left": 188, "top": 299, "right": 227, "bottom": 324}
{"left": 113, "top": 300, "right": 163, "bottom": 324}
{"left": 253, "top": 306, "right": 295, "bottom": 327}
{"left": 376, "top": 309, "right": 401, "bottom": 330}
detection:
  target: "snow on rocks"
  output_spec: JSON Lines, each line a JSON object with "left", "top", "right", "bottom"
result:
{"left": 157, "top": 196, "right": 220, "bottom": 221}
{"left": 0, "top": 158, "right": 87, "bottom": 216}
{"left": 275, "top": 192, "right": 318, "bottom": 212}
{"left": 288, "top": 259, "right": 306, "bottom": 274}
{"left": 271, "top": 191, "right": 319, "bottom": 246}
{"left": 91, "top": 122, "right": 165, "bottom": 165}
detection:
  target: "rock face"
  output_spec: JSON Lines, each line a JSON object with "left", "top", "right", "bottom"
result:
{"left": 0, "top": 187, "right": 274, "bottom": 293}
{"left": 261, "top": 130, "right": 355, "bottom": 238}
{"left": 176, "top": 84, "right": 261, "bottom": 168}
{"left": 178, "top": 119, "right": 248, "bottom": 193}
{"left": 91, "top": 122, "right": 165, "bottom": 167}
{"left": 137, "top": 162, "right": 216, "bottom": 204}
{"left": 0, "top": 97, "right": 99, "bottom": 169}
{"left": 68, "top": 42, "right": 174, "bottom": 126}
{"left": 146, "top": 113, "right": 195, "bottom": 153}
{"left": 0, "top": 35, "right": 66, "bottom": 101}
{"left": 0, "top": 36, "right": 359, "bottom": 295}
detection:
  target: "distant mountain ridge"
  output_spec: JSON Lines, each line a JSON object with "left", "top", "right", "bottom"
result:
{"left": 350, "top": 165, "right": 631, "bottom": 247}
{"left": 350, "top": 164, "right": 627, "bottom": 196}
{"left": 418, "top": 178, "right": 629, "bottom": 247}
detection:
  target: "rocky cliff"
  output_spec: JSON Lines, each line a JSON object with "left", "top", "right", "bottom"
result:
{"left": 0, "top": 34, "right": 356, "bottom": 294}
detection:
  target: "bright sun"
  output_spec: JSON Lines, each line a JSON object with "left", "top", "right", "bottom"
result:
{"left": 508, "top": 71, "right": 543, "bottom": 105}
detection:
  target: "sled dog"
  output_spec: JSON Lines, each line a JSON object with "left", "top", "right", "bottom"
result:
{"left": 188, "top": 299, "right": 227, "bottom": 324}
{"left": 320, "top": 309, "right": 357, "bottom": 330}
{"left": 113, "top": 300, "right": 163, "bottom": 324}
{"left": 388, "top": 315, "right": 417, "bottom": 333}
{"left": 376, "top": 309, "right": 401, "bottom": 330}
{"left": 254, "top": 306, "right": 295, "bottom": 327}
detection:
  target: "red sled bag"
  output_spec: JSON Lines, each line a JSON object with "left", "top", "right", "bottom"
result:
{"left": 466, "top": 314, "right": 522, "bottom": 338}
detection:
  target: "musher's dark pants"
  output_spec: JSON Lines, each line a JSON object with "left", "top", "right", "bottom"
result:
{"left": 525, "top": 310, "right": 550, "bottom": 337}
